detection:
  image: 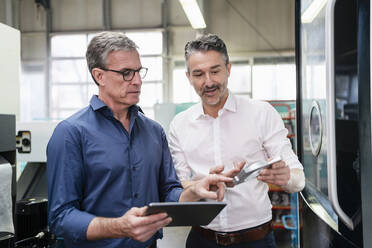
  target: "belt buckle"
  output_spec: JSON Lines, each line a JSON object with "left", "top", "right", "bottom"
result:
{"left": 215, "top": 232, "right": 233, "bottom": 246}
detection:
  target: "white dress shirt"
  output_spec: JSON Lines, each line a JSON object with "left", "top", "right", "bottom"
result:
{"left": 168, "top": 92, "right": 303, "bottom": 232}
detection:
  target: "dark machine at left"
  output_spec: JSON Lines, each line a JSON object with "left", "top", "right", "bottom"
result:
{"left": 0, "top": 114, "right": 56, "bottom": 248}
{"left": 0, "top": 114, "right": 17, "bottom": 247}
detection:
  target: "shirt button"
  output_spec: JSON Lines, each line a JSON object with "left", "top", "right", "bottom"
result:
{"left": 134, "top": 193, "right": 138, "bottom": 198}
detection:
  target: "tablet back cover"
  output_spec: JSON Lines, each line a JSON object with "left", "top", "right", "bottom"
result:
{"left": 146, "top": 202, "right": 226, "bottom": 226}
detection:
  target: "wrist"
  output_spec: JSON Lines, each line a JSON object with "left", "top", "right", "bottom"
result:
{"left": 87, "top": 217, "right": 119, "bottom": 240}
{"left": 190, "top": 183, "right": 200, "bottom": 200}
{"left": 109, "top": 217, "right": 124, "bottom": 238}
{"left": 179, "top": 180, "right": 201, "bottom": 202}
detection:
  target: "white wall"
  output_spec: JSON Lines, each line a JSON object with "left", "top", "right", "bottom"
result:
{"left": 0, "top": 22, "right": 20, "bottom": 119}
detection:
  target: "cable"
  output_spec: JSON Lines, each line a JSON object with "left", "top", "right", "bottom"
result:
{"left": 14, "top": 231, "right": 45, "bottom": 247}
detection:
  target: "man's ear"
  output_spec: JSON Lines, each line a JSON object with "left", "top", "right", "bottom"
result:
{"left": 92, "top": 68, "right": 105, "bottom": 86}
{"left": 227, "top": 62, "right": 232, "bottom": 77}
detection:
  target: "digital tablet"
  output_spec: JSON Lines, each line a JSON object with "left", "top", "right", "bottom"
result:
{"left": 145, "top": 201, "right": 227, "bottom": 226}
{"left": 233, "top": 156, "right": 282, "bottom": 185}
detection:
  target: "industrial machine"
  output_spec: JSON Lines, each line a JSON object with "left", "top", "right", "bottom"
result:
{"left": 0, "top": 21, "right": 20, "bottom": 248}
{"left": 296, "top": 0, "right": 372, "bottom": 247}
{"left": 14, "top": 122, "right": 58, "bottom": 248}
{"left": 0, "top": 21, "right": 57, "bottom": 248}
{"left": 0, "top": 114, "right": 16, "bottom": 248}
{"left": 0, "top": 119, "right": 58, "bottom": 248}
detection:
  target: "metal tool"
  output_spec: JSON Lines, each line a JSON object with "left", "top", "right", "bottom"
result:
{"left": 233, "top": 156, "right": 282, "bottom": 185}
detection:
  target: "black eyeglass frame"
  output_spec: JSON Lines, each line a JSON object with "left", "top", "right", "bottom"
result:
{"left": 101, "top": 67, "right": 148, "bottom": 81}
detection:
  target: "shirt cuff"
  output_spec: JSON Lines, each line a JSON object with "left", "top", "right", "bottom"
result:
{"left": 62, "top": 209, "right": 96, "bottom": 242}
{"left": 169, "top": 187, "right": 183, "bottom": 202}
{"left": 282, "top": 169, "right": 305, "bottom": 193}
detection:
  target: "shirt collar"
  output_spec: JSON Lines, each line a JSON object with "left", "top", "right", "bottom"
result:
{"left": 89, "top": 95, "right": 140, "bottom": 118}
{"left": 192, "top": 102, "right": 205, "bottom": 120}
{"left": 192, "top": 90, "right": 237, "bottom": 120}
{"left": 90, "top": 95, "right": 106, "bottom": 111}
{"left": 223, "top": 91, "right": 237, "bottom": 113}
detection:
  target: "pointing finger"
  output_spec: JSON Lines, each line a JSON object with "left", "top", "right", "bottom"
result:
{"left": 209, "top": 174, "right": 233, "bottom": 184}
{"left": 216, "top": 182, "right": 226, "bottom": 201}
{"left": 210, "top": 165, "right": 224, "bottom": 174}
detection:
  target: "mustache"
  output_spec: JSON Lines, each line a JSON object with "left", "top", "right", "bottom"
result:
{"left": 201, "top": 85, "right": 220, "bottom": 94}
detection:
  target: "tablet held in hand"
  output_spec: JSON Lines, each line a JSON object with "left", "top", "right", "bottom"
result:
{"left": 145, "top": 201, "right": 227, "bottom": 226}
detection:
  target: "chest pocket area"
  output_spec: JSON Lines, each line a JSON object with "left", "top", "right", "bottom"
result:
{"left": 84, "top": 131, "right": 128, "bottom": 175}
{"left": 129, "top": 133, "right": 163, "bottom": 172}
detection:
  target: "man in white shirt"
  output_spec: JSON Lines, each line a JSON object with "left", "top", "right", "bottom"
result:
{"left": 168, "top": 34, "right": 305, "bottom": 248}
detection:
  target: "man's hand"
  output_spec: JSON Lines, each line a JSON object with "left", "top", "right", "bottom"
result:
{"left": 86, "top": 206, "right": 171, "bottom": 242}
{"left": 179, "top": 174, "right": 232, "bottom": 202}
{"left": 257, "top": 160, "right": 290, "bottom": 186}
{"left": 209, "top": 161, "right": 246, "bottom": 187}
{"left": 116, "top": 207, "right": 172, "bottom": 242}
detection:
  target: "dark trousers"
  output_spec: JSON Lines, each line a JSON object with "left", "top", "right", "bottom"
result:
{"left": 147, "top": 240, "right": 157, "bottom": 248}
{"left": 186, "top": 228, "right": 277, "bottom": 248}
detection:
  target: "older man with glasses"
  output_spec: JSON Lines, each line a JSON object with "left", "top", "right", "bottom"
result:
{"left": 46, "top": 31, "right": 232, "bottom": 248}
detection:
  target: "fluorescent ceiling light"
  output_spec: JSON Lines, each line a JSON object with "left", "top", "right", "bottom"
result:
{"left": 301, "top": 0, "right": 327, "bottom": 23}
{"left": 179, "top": 0, "right": 206, "bottom": 29}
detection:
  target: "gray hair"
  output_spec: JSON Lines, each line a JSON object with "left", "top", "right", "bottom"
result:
{"left": 86, "top": 31, "right": 138, "bottom": 85}
{"left": 184, "top": 34, "right": 229, "bottom": 71}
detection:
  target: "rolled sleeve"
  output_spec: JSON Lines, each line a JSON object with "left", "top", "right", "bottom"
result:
{"left": 59, "top": 209, "right": 95, "bottom": 243}
{"left": 262, "top": 103, "right": 303, "bottom": 170}
{"left": 47, "top": 121, "right": 94, "bottom": 242}
{"left": 166, "top": 187, "right": 183, "bottom": 203}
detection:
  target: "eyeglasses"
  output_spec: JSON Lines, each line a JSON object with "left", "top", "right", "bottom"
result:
{"left": 101, "top": 67, "right": 148, "bottom": 81}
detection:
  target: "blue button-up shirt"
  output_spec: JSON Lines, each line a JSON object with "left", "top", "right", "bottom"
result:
{"left": 47, "top": 95, "right": 183, "bottom": 248}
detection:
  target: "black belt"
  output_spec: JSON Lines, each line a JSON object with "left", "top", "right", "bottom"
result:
{"left": 192, "top": 221, "right": 272, "bottom": 246}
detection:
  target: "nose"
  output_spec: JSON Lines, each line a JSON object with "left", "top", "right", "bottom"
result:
{"left": 205, "top": 72, "right": 213, "bottom": 86}
{"left": 130, "top": 71, "right": 142, "bottom": 85}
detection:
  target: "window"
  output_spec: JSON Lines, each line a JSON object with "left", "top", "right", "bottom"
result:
{"left": 229, "top": 62, "right": 252, "bottom": 98}
{"left": 50, "top": 31, "right": 163, "bottom": 120}
{"left": 172, "top": 62, "right": 199, "bottom": 104}
{"left": 252, "top": 57, "right": 296, "bottom": 100}
{"left": 50, "top": 33, "right": 95, "bottom": 119}
{"left": 20, "top": 62, "right": 47, "bottom": 121}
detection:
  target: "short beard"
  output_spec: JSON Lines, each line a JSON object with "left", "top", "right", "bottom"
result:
{"left": 202, "top": 85, "right": 227, "bottom": 106}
